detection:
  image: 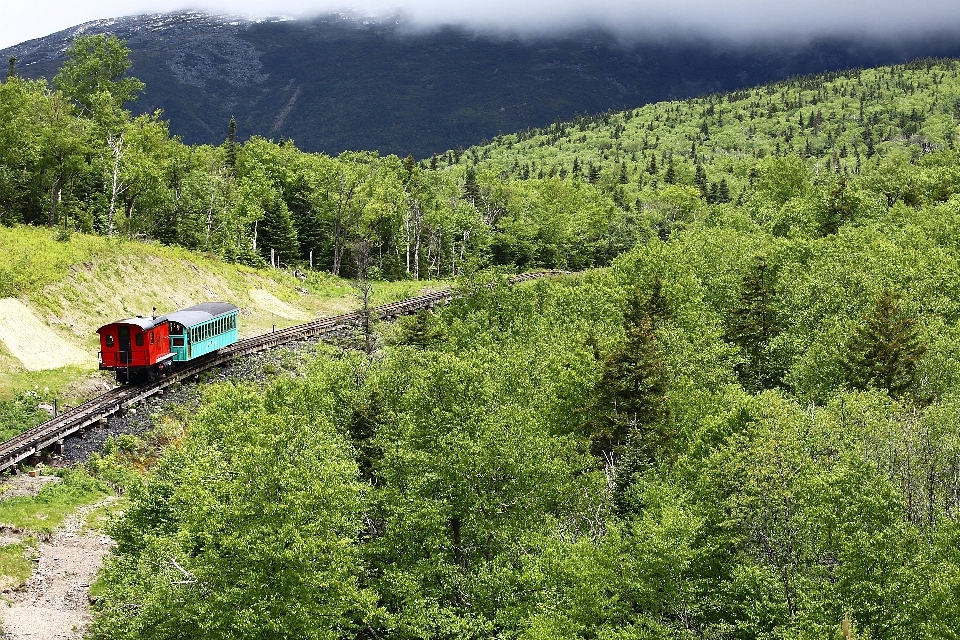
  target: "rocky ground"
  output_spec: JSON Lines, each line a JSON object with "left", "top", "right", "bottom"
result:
{"left": 0, "top": 496, "right": 116, "bottom": 640}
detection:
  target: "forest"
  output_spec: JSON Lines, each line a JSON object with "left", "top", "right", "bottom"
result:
{"left": 3, "top": 35, "right": 960, "bottom": 639}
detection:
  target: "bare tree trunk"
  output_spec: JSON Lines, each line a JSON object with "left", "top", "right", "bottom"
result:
{"left": 404, "top": 207, "right": 411, "bottom": 275}
{"left": 125, "top": 194, "right": 138, "bottom": 239}
{"left": 411, "top": 201, "right": 423, "bottom": 280}
{"left": 49, "top": 176, "right": 61, "bottom": 227}
{"left": 106, "top": 134, "right": 125, "bottom": 237}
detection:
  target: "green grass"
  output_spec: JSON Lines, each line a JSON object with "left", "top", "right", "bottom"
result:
{"left": 82, "top": 495, "right": 129, "bottom": 534}
{"left": 0, "top": 541, "right": 37, "bottom": 590}
{"left": 0, "top": 471, "right": 109, "bottom": 535}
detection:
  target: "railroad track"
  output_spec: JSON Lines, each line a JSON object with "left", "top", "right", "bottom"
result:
{"left": 0, "top": 270, "right": 567, "bottom": 473}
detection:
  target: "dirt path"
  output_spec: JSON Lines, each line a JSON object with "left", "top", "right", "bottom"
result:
{"left": 1, "top": 497, "right": 116, "bottom": 640}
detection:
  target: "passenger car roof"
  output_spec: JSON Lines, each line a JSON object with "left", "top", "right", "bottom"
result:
{"left": 159, "top": 302, "right": 238, "bottom": 329}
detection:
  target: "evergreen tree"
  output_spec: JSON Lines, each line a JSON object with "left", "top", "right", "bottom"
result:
{"left": 646, "top": 155, "right": 658, "bottom": 175}
{"left": 463, "top": 166, "right": 480, "bottom": 203}
{"left": 842, "top": 290, "right": 927, "bottom": 398}
{"left": 818, "top": 176, "right": 856, "bottom": 236}
{"left": 695, "top": 163, "right": 708, "bottom": 198}
{"left": 6, "top": 57, "right": 14, "bottom": 81}
{"left": 225, "top": 116, "right": 238, "bottom": 170}
{"left": 397, "top": 309, "right": 446, "bottom": 349}
{"left": 664, "top": 160, "right": 676, "bottom": 184}
{"left": 719, "top": 177, "right": 731, "bottom": 203}
{"left": 403, "top": 154, "right": 416, "bottom": 181}
{"left": 258, "top": 195, "right": 299, "bottom": 267}
{"left": 588, "top": 163, "right": 601, "bottom": 184}
{"left": 588, "top": 281, "right": 671, "bottom": 465}
{"left": 725, "top": 256, "right": 784, "bottom": 392}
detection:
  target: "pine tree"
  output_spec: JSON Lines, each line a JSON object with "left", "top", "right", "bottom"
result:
{"left": 397, "top": 309, "right": 446, "bottom": 349}
{"left": 225, "top": 116, "right": 238, "bottom": 170}
{"left": 588, "top": 281, "right": 671, "bottom": 465}
{"left": 725, "top": 256, "right": 784, "bottom": 392}
{"left": 819, "top": 176, "right": 856, "bottom": 236}
{"left": 588, "top": 163, "right": 601, "bottom": 184}
{"left": 403, "top": 154, "right": 417, "bottom": 181}
{"left": 695, "top": 163, "right": 708, "bottom": 198}
{"left": 258, "top": 196, "right": 299, "bottom": 267}
{"left": 719, "top": 178, "right": 731, "bottom": 203}
{"left": 842, "top": 290, "right": 927, "bottom": 398}
{"left": 646, "top": 155, "right": 658, "bottom": 175}
{"left": 6, "top": 57, "right": 15, "bottom": 81}
{"left": 664, "top": 161, "right": 676, "bottom": 184}
{"left": 463, "top": 166, "right": 480, "bottom": 203}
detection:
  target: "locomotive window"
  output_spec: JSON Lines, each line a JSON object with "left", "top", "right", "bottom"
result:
{"left": 135, "top": 333, "right": 144, "bottom": 347}
{"left": 105, "top": 335, "right": 114, "bottom": 348}
{"left": 150, "top": 332, "right": 155, "bottom": 345}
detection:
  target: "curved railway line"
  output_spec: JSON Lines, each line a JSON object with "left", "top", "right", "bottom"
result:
{"left": 0, "top": 270, "right": 566, "bottom": 474}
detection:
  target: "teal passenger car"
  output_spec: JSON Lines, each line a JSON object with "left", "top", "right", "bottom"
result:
{"left": 161, "top": 302, "right": 239, "bottom": 362}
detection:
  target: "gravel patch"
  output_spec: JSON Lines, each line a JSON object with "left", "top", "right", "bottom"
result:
{"left": 0, "top": 497, "right": 116, "bottom": 640}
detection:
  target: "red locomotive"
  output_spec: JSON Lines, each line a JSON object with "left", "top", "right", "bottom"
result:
{"left": 97, "top": 303, "right": 240, "bottom": 382}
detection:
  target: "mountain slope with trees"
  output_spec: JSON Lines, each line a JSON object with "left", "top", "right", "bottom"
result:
{"left": 4, "top": 11, "right": 960, "bottom": 157}
{"left": 5, "top": 33, "right": 960, "bottom": 640}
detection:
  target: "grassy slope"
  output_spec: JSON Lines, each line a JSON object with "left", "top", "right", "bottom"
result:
{"left": 0, "top": 226, "right": 441, "bottom": 401}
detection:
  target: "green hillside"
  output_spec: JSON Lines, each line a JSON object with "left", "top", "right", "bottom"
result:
{"left": 5, "top": 40, "right": 960, "bottom": 640}
{"left": 453, "top": 57, "right": 960, "bottom": 239}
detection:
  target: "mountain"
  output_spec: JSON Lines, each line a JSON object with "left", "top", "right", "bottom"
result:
{"left": 4, "top": 11, "right": 960, "bottom": 158}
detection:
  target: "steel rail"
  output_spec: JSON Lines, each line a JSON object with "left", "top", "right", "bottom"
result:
{"left": 0, "top": 270, "right": 567, "bottom": 473}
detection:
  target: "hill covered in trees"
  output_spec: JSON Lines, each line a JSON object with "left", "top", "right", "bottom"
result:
{"left": 4, "top": 11, "right": 960, "bottom": 157}
{"left": 5, "top": 37, "right": 960, "bottom": 638}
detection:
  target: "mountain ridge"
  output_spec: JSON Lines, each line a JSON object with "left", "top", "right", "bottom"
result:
{"left": 4, "top": 11, "right": 960, "bottom": 157}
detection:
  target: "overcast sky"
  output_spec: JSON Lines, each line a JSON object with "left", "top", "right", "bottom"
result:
{"left": 4, "top": 0, "right": 960, "bottom": 50}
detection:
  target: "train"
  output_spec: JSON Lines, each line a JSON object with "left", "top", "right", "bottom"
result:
{"left": 97, "top": 302, "right": 240, "bottom": 383}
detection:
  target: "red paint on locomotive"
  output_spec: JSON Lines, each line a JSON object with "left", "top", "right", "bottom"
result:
{"left": 97, "top": 316, "right": 173, "bottom": 375}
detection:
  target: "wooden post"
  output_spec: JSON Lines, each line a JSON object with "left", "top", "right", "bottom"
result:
{"left": 271, "top": 248, "right": 275, "bottom": 269}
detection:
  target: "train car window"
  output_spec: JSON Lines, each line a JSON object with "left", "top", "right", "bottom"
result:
{"left": 135, "top": 333, "right": 144, "bottom": 346}
{"left": 172, "top": 337, "right": 184, "bottom": 347}
{"left": 106, "top": 335, "right": 114, "bottom": 348}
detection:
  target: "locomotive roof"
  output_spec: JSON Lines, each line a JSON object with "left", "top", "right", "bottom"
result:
{"left": 97, "top": 316, "right": 161, "bottom": 332}
{"left": 159, "top": 302, "right": 238, "bottom": 329}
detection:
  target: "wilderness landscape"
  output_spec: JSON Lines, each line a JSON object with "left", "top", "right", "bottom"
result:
{"left": 0, "top": 8, "right": 959, "bottom": 639}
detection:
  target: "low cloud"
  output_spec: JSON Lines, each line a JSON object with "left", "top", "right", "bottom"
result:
{"left": 4, "top": 0, "right": 960, "bottom": 51}
{"left": 221, "top": 0, "right": 960, "bottom": 41}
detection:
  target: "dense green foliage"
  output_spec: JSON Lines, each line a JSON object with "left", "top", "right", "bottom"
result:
{"left": 92, "top": 237, "right": 960, "bottom": 636}
{"left": 9, "top": 39, "right": 960, "bottom": 284}
{"left": 12, "top": 36, "right": 960, "bottom": 638}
